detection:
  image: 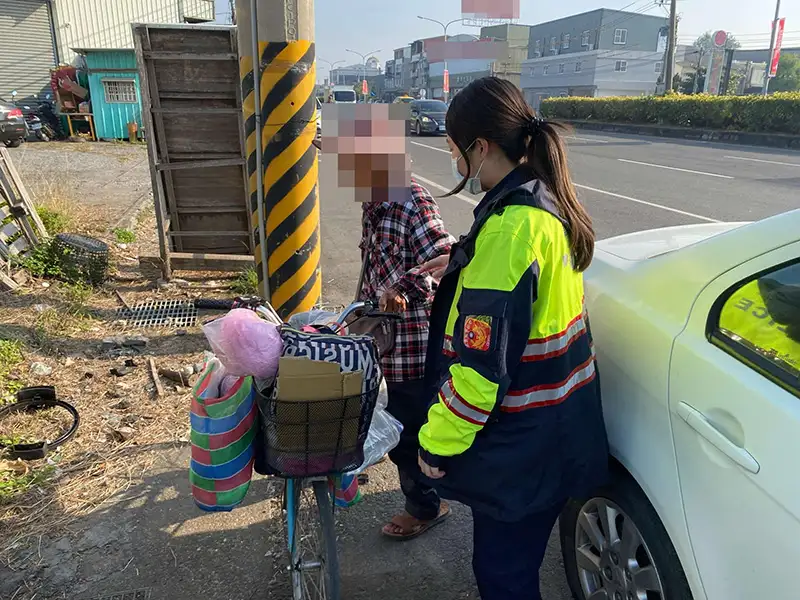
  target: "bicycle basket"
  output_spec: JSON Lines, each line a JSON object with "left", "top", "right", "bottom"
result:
{"left": 255, "top": 385, "right": 380, "bottom": 478}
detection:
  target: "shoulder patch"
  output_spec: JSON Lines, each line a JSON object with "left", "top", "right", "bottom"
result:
{"left": 464, "top": 316, "right": 492, "bottom": 351}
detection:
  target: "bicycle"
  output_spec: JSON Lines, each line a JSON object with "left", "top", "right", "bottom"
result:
{"left": 196, "top": 297, "right": 398, "bottom": 600}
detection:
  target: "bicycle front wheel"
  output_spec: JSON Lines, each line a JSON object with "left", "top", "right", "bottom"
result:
{"left": 287, "top": 479, "right": 341, "bottom": 600}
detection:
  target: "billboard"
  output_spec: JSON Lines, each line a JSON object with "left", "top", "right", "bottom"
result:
{"left": 424, "top": 39, "right": 507, "bottom": 63}
{"left": 769, "top": 18, "right": 786, "bottom": 78}
{"left": 461, "top": 0, "right": 520, "bottom": 20}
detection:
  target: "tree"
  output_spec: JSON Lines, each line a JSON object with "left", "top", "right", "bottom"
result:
{"left": 771, "top": 53, "right": 800, "bottom": 92}
{"left": 694, "top": 31, "right": 741, "bottom": 53}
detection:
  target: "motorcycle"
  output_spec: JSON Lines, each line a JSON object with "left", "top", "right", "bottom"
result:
{"left": 12, "top": 91, "right": 58, "bottom": 142}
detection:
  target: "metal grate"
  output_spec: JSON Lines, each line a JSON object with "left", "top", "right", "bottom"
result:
{"left": 88, "top": 588, "right": 151, "bottom": 600}
{"left": 119, "top": 299, "right": 197, "bottom": 329}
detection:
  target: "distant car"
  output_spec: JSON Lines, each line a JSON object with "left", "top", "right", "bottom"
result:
{"left": 408, "top": 99, "right": 447, "bottom": 136}
{"left": 0, "top": 99, "right": 26, "bottom": 148}
{"left": 315, "top": 97, "right": 322, "bottom": 139}
{"left": 561, "top": 211, "right": 800, "bottom": 600}
{"left": 392, "top": 96, "right": 413, "bottom": 104}
{"left": 331, "top": 85, "right": 356, "bottom": 103}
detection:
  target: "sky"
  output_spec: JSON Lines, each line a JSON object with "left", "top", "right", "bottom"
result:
{"left": 215, "top": 0, "right": 800, "bottom": 82}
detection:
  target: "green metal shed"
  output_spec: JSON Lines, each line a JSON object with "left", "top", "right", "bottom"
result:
{"left": 73, "top": 48, "right": 142, "bottom": 140}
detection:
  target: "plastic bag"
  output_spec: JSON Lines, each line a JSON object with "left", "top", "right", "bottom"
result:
{"left": 287, "top": 309, "right": 339, "bottom": 330}
{"left": 202, "top": 309, "right": 282, "bottom": 378}
{"left": 348, "top": 380, "right": 403, "bottom": 475}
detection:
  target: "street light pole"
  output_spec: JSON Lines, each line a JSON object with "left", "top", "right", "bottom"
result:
{"left": 763, "top": 0, "right": 782, "bottom": 96}
{"left": 417, "top": 16, "right": 462, "bottom": 102}
{"left": 346, "top": 48, "right": 381, "bottom": 101}
{"left": 319, "top": 58, "right": 344, "bottom": 86}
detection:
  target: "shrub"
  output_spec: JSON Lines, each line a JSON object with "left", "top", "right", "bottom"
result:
{"left": 540, "top": 92, "right": 800, "bottom": 135}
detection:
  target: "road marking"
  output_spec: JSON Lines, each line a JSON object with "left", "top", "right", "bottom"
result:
{"left": 566, "top": 135, "right": 609, "bottom": 143}
{"left": 411, "top": 141, "right": 449, "bottom": 154}
{"left": 574, "top": 184, "right": 721, "bottom": 223}
{"left": 724, "top": 155, "right": 800, "bottom": 168}
{"left": 618, "top": 158, "right": 734, "bottom": 179}
{"left": 412, "top": 173, "right": 479, "bottom": 206}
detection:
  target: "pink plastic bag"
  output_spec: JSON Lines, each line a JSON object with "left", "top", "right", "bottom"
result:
{"left": 202, "top": 309, "right": 282, "bottom": 379}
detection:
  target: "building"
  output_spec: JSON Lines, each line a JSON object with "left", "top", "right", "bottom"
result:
{"left": 0, "top": 0, "right": 214, "bottom": 99}
{"left": 481, "top": 23, "right": 532, "bottom": 89}
{"left": 520, "top": 8, "right": 668, "bottom": 110}
{"left": 329, "top": 59, "right": 381, "bottom": 87}
{"left": 426, "top": 34, "right": 496, "bottom": 99}
{"left": 72, "top": 48, "right": 142, "bottom": 140}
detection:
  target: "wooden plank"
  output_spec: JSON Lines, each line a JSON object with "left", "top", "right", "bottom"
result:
{"left": 0, "top": 269, "right": 18, "bottom": 292}
{"left": 140, "top": 252, "right": 254, "bottom": 272}
{"left": 151, "top": 107, "right": 241, "bottom": 114}
{"left": 159, "top": 91, "right": 237, "bottom": 100}
{"left": 168, "top": 231, "right": 250, "bottom": 237}
{"left": 230, "top": 28, "right": 254, "bottom": 254}
{"left": 144, "top": 52, "right": 237, "bottom": 61}
{"left": 142, "top": 27, "right": 183, "bottom": 253}
{"left": 153, "top": 61, "right": 238, "bottom": 96}
{"left": 156, "top": 158, "right": 244, "bottom": 172}
{"left": 169, "top": 152, "right": 241, "bottom": 160}
{"left": 146, "top": 27, "right": 235, "bottom": 53}
{"left": 0, "top": 148, "right": 46, "bottom": 238}
{"left": 134, "top": 24, "right": 171, "bottom": 278}
{"left": 160, "top": 113, "right": 241, "bottom": 154}
{"left": 176, "top": 207, "right": 250, "bottom": 214}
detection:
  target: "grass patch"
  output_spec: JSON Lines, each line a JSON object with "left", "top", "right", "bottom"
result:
{"left": 112, "top": 228, "right": 136, "bottom": 244}
{"left": 0, "top": 461, "right": 55, "bottom": 505}
{"left": 36, "top": 205, "right": 72, "bottom": 235}
{"left": 231, "top": 267, "right": 259, "bottom": 295}
{"left": 0, "top": 340, "right": 24, "bottom": 405}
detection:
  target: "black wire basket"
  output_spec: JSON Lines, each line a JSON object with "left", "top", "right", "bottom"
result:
{"left": 255, "top": 384, "right": 380, "bottom": 478}
{"left": 51, "top": 233, "right": 109, "bottom": 286}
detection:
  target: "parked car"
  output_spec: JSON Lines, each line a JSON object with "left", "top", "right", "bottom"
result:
{"left": 561, "top": 210, "right": 800, "bottom": 600}
{"left": 408, "top": 99, "right": 448, "bottom": 136}
{"left": 315, "top": 97, "right": 322, "bottom": 139}
{"left": 0, "top": 98, "right": 26, "bottom": 148}
{"left": 331, "top": 85, "right": 356, "bottom": 103}
{"left": 392, "top": 95, "right": 413, "bottom": 104}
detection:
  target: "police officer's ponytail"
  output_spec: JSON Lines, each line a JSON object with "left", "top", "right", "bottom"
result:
{"left": 445, "top": 77, "right": 595, "bottom": 272}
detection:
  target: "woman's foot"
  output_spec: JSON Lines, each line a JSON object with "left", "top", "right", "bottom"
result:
{"left": 381, "top": 502, "right": 450, "bottom": 541}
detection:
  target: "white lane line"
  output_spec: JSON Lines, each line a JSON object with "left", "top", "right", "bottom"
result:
{"left": 411, "top": 141, "right": 449, "bottom": 153}
{"left": 574, "top": 183, "right": 720, "bottom": 223}
{"left": 566, "top": 135, "right": 610, "bottom": 144}
{"left": 618, "top": 158, "right": 734, "bottom": 179}
{"left": 412, "top": 173, "right": 479, "bottom": 206}
{"left": 724, "top": 155, "right": 800, "bottom": 168}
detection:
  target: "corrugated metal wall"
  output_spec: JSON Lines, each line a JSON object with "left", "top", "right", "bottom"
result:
{"left": 53, "top": 0, "right": 214, "bottom": 64}
{"left": 0, "top": 0, "right": 57, "bottom": 99}
{"left": 84, "top": 50, "right": 142, "bottom": 140}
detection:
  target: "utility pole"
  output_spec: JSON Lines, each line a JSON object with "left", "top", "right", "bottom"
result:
{"left": 229, "top": 0, "right": 236, "bottom": 25}
{"left": 346, "top": 49, "right": 381, "bottom": 101}
{"left": 663, "top": 0, "right": 678, "bottom": 94}
{"left": 236, "top": 0, "right": 320, "bottom": 318}
{"left": 763, "top": 0, "right": 781, "bottom": 96}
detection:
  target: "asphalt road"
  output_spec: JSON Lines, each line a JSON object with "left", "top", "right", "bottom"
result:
{"left": 315, "top": 132, "right": 800, "bottom": 600}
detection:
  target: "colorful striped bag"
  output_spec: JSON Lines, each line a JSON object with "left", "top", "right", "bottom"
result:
{"left": 189, "top": 360, "right": 258, "bottom": 511}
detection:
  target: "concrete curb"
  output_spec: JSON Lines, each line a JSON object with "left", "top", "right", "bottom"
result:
{"left": 111, "top": 191, "right": 152, "bottom": 232}
{"left": 561, "top": 120, "right": 800, "bottom": 150}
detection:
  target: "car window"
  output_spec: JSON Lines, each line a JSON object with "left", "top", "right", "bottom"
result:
{"left": 711, "top": 260, "right": 800, "bottom": 393}
{"left": 416, "top": 101, "right": 447, "bottom": 112}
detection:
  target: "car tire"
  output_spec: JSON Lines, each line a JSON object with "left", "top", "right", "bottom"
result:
{"left": 415, "top": 121, "right": 422, "bottom": 136}
{"left": 4, "top": 139, "right": 22, "bottom": 148}
{"left": 560, "top": 466, "right": 694, "bottom": 600}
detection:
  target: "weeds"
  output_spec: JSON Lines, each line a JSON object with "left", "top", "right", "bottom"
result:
{"left": 0, "top": 461, "right": 55, "bottom": 505}
{"left": 113, "top": 228, "right": 136, "bottom": 244}
{"left": 36, "top": 205, "right": 71, "bottom": 235}
{"left": 0, "top": 340, "right": 24, "bottom": 405}
{"left": 232, "top": 267, "right": 259, "bottom": 295}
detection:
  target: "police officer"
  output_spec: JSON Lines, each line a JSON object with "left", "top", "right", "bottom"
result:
{"left": 416, "top": 77, "right": 609, "bottom": 600}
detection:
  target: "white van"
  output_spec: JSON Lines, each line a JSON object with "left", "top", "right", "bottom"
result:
{"left": 331, "top": 85, "right": 357, "bottom": 103}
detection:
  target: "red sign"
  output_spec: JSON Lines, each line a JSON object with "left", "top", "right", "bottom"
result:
{"left": 443, "top": 69, "right": 450, "bottom": 94}
{"left": 770, "top": 18, "right": 786, "bottom": 78}
{"left": 362, "top": 79, "right": 368, "bottom": 94}
{"left": 713, "top": 30, "right": 727, "bottom": 48}
{"left": 462, "top": 0, "right": 520, "bottom": 19}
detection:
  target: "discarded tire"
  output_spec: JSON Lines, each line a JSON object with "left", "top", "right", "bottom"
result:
{"left": 51, "top": 233, "right": 109, "bottom": 285}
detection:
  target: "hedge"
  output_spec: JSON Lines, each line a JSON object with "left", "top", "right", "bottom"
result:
{"left": 539, "top": 92, "right": 800, "bottom": 135}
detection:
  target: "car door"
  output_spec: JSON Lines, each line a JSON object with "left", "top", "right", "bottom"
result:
{"left": 669, "top": 243, "right": 800, "bottom": 600}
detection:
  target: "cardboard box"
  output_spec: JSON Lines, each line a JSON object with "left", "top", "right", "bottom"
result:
{"left": 272, "top": 357, "right": 364, "bottom": 454}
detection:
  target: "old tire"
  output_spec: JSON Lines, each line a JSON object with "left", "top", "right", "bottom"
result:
{"left": 560, "top": 467, "right": 693, "bottom": 600}
{"left": 4, "top": 139, "right": 22, "bottom": 148}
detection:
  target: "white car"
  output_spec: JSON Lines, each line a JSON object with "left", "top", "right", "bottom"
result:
{"left": 560, "top": 210, "right": 800, "bottom": 600}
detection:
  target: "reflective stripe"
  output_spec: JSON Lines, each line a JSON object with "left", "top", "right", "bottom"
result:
{"left": 523, "top": 313, "right": 586, "bottom": 361}
{"left": 439, "top": 379, "right": 491, "bottom": 425}
{"left": 501, "top": 356, "right": 596, "bottom": 412}
{"left": 443, "top": 335, "right": 456, "bottom": 357}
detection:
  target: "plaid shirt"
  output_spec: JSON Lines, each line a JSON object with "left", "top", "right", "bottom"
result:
{"left": 359, "top": 180, "right": 454, "bottom": 382}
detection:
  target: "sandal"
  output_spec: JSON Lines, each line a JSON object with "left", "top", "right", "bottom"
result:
{"left": 381, "top": 502, "right": 451, "bottom": 541}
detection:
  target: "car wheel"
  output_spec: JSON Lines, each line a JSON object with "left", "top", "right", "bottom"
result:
{"left": 560, "top": 467, "right": 693, "bottom": 600}
{"left": 415, "top": 121, "right": 422, "bottom": 136}
{"left": 4, "top": 139, "right": 22, "bottom": 148}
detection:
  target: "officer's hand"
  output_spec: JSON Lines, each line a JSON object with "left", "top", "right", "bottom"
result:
{"left": 419, "top": 255, "right": 449, "bottom": 284}
{"left": 379, "top": 288, "right": 407, "bottom": 313}
{"left": 418, "top": 455, "right": 445, "bottom": 479}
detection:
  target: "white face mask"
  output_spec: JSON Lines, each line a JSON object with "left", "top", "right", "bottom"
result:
{"left": 451, "top": 141, "right": 485, "bottom": 195}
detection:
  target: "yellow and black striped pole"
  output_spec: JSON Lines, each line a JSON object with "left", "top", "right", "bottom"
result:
{"left": 237, "top": 0, "right": 320, "bottom": 319}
